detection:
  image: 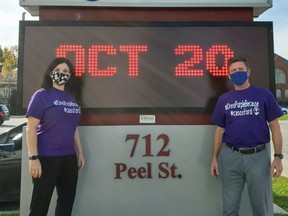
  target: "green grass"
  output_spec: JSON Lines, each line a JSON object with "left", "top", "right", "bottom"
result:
{"left": 0, "top": 213, "right": 18, "bottom": 216}
{"left": 279, "top": 114, "right": 288, "bottom": 120}
{"left": 274, "top": 118, "right": 288, "bottom": 216}
{"left": 273, "top": 176, "right": 288, "bottom": 213}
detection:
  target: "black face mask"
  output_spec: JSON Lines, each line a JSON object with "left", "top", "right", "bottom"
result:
{"left": 50, "top": 71, "right": 70, "bottom": 85}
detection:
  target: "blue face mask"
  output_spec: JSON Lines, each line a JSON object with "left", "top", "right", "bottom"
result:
{"left": 230, "top": 71, "right": 248, "bottom": 85}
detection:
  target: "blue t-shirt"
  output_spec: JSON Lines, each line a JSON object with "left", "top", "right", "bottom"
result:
{"left": 211, "top": 85, "right": 283, "bottom": 148}
{"left": 26, "top": 88, "right": 81, "bottom": 156}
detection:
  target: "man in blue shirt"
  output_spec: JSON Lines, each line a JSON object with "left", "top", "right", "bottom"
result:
{"left": 210, "top": 57, "right": 283, "bottom": 216}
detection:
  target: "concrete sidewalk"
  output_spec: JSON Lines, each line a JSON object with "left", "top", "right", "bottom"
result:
{"left": 273, "top": 120, "right": 288, "bottom": 215}
{"left": 274, "top": 203, "right": 288, "bottom": 214}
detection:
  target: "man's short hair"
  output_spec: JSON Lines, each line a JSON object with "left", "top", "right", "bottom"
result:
{"left": 227, "top": 57, "right": 250, "bottom": 70}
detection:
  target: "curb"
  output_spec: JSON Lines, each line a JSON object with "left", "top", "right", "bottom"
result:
{"left": 274, "top": 203, "right": 288, "bottom": 214}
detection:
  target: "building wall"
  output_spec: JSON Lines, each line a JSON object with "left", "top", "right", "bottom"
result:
{"left": 275, "top": 54, "right": 288, "bottom": 105}
{"left": 0, "top": 83, "right": 17, "bottom": 104}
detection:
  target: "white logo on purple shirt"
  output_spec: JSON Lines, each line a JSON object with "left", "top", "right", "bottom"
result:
{"left": 225, "top": 100, "right": 260, "bottom": 117}
{"left": 53, "top": 100, "right": 81, "bottom": 114}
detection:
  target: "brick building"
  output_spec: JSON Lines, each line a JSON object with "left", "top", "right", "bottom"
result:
{"left": 275, "top": 54, "right": 288, "bottom": 105}
{"left": 0, "top": 82, "right": 17, "bottom": 104}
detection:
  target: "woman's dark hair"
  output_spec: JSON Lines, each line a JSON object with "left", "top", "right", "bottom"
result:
{"left": 41, "top": 57, "right": 83, "bottom": 104}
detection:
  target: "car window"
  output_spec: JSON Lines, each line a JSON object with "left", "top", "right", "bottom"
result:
{"left": 0, "top": 143, "right": 19, "bottom": 159}
{"left": 0, "top": 125, "right": 24, "bottom": 144}
{"left": 0, "top": 132, "right": 8, "bottom": 143}
{"left": 0, "top": 105, "right": 8, "bottom": 112}
{"left": 0, "top": 131, "right": 13, "bottom": 159}
{"left": 6, "top": 131, "right": 22, "bottom": 143}
{"left": 0, "top": 126, "right": 24, "bottom": 160}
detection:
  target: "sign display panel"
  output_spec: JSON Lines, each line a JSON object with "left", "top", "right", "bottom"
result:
{"left": 19, "top": 21, "right": 274, "bottom": 112}
{"left": 20, "top": 125, "right": 254, "bottom": 215}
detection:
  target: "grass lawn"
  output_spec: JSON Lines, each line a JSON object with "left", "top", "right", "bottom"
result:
{"left": 273, "top": 176, "right": 288, "bottom": 212}
{"left": 279, "top": 114, "right": 288, "bottom": 120}
{"left": 0, "top": 213, "right": 18, "bottom": 216}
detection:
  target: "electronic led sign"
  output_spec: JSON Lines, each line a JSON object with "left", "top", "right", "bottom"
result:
{"left": 19, "top": 21, "right": 274, "bottom": 112}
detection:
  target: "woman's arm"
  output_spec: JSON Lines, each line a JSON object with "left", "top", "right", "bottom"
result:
{"left": 26, "top": 116, "right": 42, "bottom": 178}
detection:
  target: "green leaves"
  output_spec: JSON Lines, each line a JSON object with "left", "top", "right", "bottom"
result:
{"left": 0, "top": 45, "right": 18, "bottom": 105}
{"left": 0, "top": 46, "right": 18, "bottom": 80}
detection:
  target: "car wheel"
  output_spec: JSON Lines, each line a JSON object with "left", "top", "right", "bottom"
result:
{"left": 0, "top": 120, "right": 3, "bottom": 125}
{"left": 284, "top": 111, "right": 288, "bottom": 115}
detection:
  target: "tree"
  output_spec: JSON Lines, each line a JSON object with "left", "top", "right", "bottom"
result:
{"left": 0, "top": 46, "right": 18, "bottom": 105}
{"left": 0, "top": 46, "right": 3, "bottom": 72}
{"left": 1, "top": 46, "right": 17, "bottom": 79}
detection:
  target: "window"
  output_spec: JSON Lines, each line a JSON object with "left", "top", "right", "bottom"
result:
{"left": 275, "top": 68, "right": 286, "bottom": 84}
{"left": 276, "top": 89, "right": 282, "bottom": 98}
{"left": 285, "top": 89, "right": 288, "bottom": 99}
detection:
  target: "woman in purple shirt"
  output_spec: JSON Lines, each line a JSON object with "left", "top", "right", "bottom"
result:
{"left": 26, "top": 58, "right": 85, "bottom": 216}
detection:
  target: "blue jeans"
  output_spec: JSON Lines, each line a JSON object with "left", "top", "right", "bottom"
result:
{"left": 219, "top": 144, "right": 273, "bottom": 216}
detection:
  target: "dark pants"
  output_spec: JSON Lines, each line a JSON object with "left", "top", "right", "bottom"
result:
{"left": 29, "top": 155, "right": 78, "bottom": 216}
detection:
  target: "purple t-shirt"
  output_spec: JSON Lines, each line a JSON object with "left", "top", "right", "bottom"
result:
{"left": 26, "top": 88, "right": 81, "bottom": 156}
{"left": 211, "top": 85, "right": 283, "bottom": 148}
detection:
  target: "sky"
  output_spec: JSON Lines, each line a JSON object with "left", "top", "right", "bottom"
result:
{"left": 254, "top": 0, "right": 288, "bottom": 59}
{"left": 0, "top": 1, "right": 38, "bottom": 47}
{"left": 0, "top": 0, "right": 287, "bottom": 59}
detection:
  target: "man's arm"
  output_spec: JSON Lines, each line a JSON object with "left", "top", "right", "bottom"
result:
{"left": 269, "top": 119, "right": 283, "bottom": 177}
{"left": 210, "top": 126, "right": 225, "bottom": 178}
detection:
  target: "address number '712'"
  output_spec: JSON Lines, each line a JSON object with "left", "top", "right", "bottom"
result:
{"left": 125, "top": 134, "right": 170, "bottom": 157}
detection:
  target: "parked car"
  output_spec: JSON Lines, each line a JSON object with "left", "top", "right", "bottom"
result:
{"left": 282, "top": 107, "right": 288, "bottom": 115}
{"left": 0, "top": 123, "right": 26, "bottom": 202}
{"left": 0, "top": 104, "right": 10, "bottom": 125}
